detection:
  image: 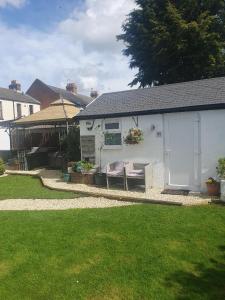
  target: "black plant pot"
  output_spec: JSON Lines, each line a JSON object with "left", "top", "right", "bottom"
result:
{"left": 94, "top": 173, "right": 106, "bottom": 186}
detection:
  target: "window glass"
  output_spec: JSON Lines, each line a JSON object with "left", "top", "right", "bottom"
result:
{"left": 105, "top": 122, "right": 119, "bottom": 130}
{"left": 104, "top": 133, "right": 122, "bottom": 145}
{"left": 17, "top": 103, "right": 22, "bottom": 118}
{"left": 29, "top": 105, "right": 34, "bottom": 115}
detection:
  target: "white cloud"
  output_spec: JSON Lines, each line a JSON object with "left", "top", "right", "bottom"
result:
{"left": 0, "top": 0, "right": 26, "bottom": 8}
{"left": 59, "top": 0, "right": 136, "bottom": 53}
{"left": 0, "top": 0, "right": 137, "bottom": 95}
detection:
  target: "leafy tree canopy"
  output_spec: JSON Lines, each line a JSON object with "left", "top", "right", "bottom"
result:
{"left": 118, "top": 0, "right": 225, "bottom": 86}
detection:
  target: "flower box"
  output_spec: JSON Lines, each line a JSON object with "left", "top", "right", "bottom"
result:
{"left": 71, "top": 172, "right": 94, "bottom": 185}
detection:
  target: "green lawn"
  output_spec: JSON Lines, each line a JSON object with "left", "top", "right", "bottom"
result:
{"left": 0, "top": 204, "right": 225, "bottom": 299}
{"left": 0, "top": 175, "right": 80, "bottom": 199}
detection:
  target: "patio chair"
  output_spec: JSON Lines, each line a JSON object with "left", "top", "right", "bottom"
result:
{"left": 106, "top": 161, "right": 126, "bottom": 190}
{"left": 125, "top": 162, "right": 152, "bottom": 193}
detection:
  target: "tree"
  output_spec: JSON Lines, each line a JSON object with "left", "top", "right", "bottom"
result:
{"left": 61, "top": 126, "right": 81, "bottom": 162}
{"left": 118, "top": 0, "right": 225, "bottom": 87}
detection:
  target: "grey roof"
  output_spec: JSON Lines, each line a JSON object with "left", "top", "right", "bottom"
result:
{"left": 47, "top": 85, "right": 92, "bottom": 107}
{"left": 0, "top": 87, "right": 40, "bottom": 104}
{"left": 78, "top": 76, "right": 225, "bottom": 119}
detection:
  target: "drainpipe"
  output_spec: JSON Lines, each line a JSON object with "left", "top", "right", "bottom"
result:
{"left": 12, "top": 100, "right": 15, "bottom": 120}
{"left": 99, "top": 144, "right": 103, "bottom": 172}
{"left": 9, "top": 127, "right": 12, "bottom": 150}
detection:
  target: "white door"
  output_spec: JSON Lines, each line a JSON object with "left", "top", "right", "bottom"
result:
{"left": 164, "top": 112, "right": 200, "bottom": 191}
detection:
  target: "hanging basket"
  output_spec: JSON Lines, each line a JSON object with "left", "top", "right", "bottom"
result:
{"left": 124, "top": 128, "right": 144, "bottom": 145}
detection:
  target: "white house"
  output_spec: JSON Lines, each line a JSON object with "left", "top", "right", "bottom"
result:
{"left": 78, "top": 76, "right": 225, "bottom": 192}
{"left": 0, "top": 81, "right": 40, "bottom": 150}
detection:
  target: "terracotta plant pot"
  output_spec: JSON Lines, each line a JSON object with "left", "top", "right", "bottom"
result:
{"left": 206, "top": 182, "right": 220, "bottom": 196}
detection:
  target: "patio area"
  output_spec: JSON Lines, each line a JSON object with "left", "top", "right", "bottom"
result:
{"left": 5, "top": 169, "right": 212, "bottom": 206}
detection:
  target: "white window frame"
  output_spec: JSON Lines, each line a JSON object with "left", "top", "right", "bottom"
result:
{"left": 103, "top": 119, "right": 122, "bottom": 149}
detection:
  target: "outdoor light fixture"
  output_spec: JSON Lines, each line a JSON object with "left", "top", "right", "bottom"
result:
{"left": 150, "top": 124, "right": 156, "bottom": 131}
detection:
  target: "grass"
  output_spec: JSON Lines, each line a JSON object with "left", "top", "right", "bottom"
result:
{"left": 0, "top": 204, "right": 225, "bottom": 299}
{"left": 0, "top": 175, "right": 81, "bottom": 199}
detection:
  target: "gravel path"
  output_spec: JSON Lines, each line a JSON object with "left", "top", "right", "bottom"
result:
{"left": 0, "top": 197, "right": 138, "bottom": 211}
{"left": 5, "top": 169, "right": 211, "bottom": 206}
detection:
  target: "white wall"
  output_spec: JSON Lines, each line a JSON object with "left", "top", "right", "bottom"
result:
{"left": 80, "top": 109, "right": 225, "bottom": 192}
{"left": 200, "top": 110, "right": 225, "bottom": 191}
{"left": 80, "top": 115, "right": 165, "bottom": 188}
{"left": 0, "top": 99, "right": 40, "bottom": 150}
{"left": 1, "top": 100, "right": 39, "bottom": 120}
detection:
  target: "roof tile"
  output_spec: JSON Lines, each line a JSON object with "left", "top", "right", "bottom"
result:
{"left": 0, "top": 87, "right": 40, "bottom": 104}
{"left": 78, "top": 77, "right": 225, "bottom": 119}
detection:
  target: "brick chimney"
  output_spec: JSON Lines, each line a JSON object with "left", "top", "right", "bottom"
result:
{"left": 66, "top": 82, "right": 77, "bottom": 94}
{"left": 90, "top": 89, "right": 98, "bottom": 99}
{"left": 9, "top": 80, "right": 21, "bottom": 92}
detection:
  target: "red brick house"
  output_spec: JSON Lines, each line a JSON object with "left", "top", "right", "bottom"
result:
{"left": 26, "top": 79, "right": 92, "bottom": 109}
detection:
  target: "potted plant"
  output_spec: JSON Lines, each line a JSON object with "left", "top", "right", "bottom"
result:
{"left": 124, "top": 128, "right": 144, "bottom": 145}
{"left": 205, "top": 177, "right": 220, "bottom": 196}
{"left": 217, "top": 158, "right": 225, "bottom": 201}
{"left": 63, "top": 173, "right": 71, "bottom": 183}
{"left": 71, "top": 161, "right": 95, "bottom": 185}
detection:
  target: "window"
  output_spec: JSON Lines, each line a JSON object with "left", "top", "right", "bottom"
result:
{"left": 105, "top": 122, "right": 119, "bottom": 130}
{"left": 17, "top": 103, "right": 22, "bottom": 118}
{"left": 104, "top": 133, "right": 122, "bottom": 145}
{"left": 104, "top": 120, "right": 122, "bottom": 147}
{"left": 29, "top": 105, "right": 34, "bottom": 115}
{"left": 0, "top": 101, "right": 3, "bottom": 119}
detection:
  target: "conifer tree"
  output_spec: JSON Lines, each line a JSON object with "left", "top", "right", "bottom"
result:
{"left": 118, "top": 0, "right": 225, "bottom": 86}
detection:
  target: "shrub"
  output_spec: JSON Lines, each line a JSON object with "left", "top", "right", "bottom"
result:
{"left": 217, "top": 158, "right": 225, "bottom": 179}
{"left": 60, "top": 126, "right": 81, "bottom": 161}
{"left": 0, "top": 158, "right": 5, "bottom": 175}
{"left": 72, "top": 161, "right": 94, "bottom": 173}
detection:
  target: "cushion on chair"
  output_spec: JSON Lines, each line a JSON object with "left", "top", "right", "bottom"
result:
{"left": 127, "top": 169, "right": 144, "bottom": 178}
{"left": 107, "top": 170, "right": 124, "bottom": 176}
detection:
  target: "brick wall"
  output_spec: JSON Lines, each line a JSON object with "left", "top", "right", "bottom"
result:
{"left": 27, "top": 81, "right": 59, "bottom": 109}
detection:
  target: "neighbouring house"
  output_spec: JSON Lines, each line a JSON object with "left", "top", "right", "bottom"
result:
{"left": 77, "top": 76, "right": 225, "bottom": 192}
{"left": 26, "top": 79, "right": 92, "bottom": 109}
{"left": 10, "top": 83, "right": 92, "bottom": 170}
{"left": 0, "top": 80, "right": 40, "bottom": 151}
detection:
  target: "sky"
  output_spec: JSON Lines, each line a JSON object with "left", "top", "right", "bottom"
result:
{"left": 0, "top": 0, "right": 137, "bottom": 95}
